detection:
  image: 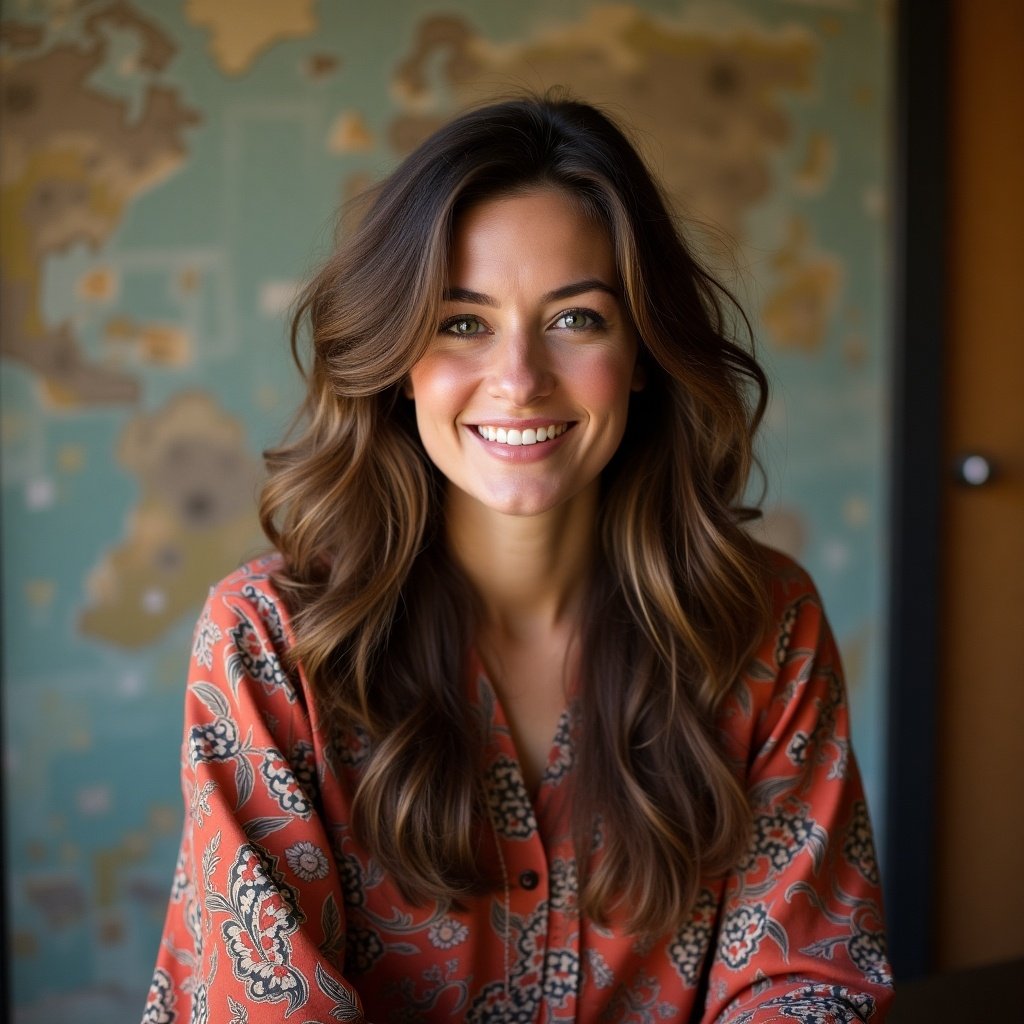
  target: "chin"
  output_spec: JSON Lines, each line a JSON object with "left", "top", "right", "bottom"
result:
{"left": 483, "top": 496, "right": 562, "bottom": 518}
{"left": 473, "top": 480, "right": 589, "bottom": 519}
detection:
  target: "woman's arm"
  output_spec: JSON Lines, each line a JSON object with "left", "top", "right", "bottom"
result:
{"left": 143, "top": 562, "right": 367, "bottom": 1024}
{"left": 703, "top": 562, "right": 893, "bottom": 1024}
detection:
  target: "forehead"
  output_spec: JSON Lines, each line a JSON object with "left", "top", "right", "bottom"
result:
{"left": 447, "top": 188, "right": 617, "bottom": 285}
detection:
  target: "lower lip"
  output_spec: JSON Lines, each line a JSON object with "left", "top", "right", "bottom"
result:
{"left": 467, "top": 425, "right": 574, "bottom": 462}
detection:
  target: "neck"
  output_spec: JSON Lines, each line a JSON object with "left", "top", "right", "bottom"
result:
{"left": 444, "top": 484, "right": 598, "bottom": 639}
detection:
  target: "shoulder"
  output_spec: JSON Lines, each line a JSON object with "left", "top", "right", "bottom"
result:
{"left": 196, "top": 553, "right": 293, "bottom": 643}
{"left": 758, "top": 545, "right": 830, "bottom": 655}
{"left": 718, "top": 546, "right": 842, "bottom": 761}
{"left": 188, "top": 553, "right": 308, "bottom": 707}
{"left": 204, "top": 552, "right": 288, "bottom": 600}
{"left": 759, "top": 545, "right": 822, "bottom": 611}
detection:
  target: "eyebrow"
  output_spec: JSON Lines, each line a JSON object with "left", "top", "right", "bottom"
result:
{"left": 442, "top": 278, "right": 619, "bottom": 307}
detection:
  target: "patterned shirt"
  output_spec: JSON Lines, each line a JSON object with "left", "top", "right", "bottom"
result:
{"left": 144, "top": 552, "right": 893, "bottom": 1023}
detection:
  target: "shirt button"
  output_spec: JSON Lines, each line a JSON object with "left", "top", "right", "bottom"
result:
{"left": 519, "top": 869, "right": 540, "bottom": 890}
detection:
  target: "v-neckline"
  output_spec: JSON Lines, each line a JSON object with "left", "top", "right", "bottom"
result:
{"left": 470, "top": 653, "right": 574, "bottom": 813}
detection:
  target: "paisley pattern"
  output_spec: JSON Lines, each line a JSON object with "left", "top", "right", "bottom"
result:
{"left": 259, "top": 745, "right": 315, "bottom": 818}
{"left": 215, "top": 843, "right": 310, "bottom": 1013}
{"left": 844, "top": 800, "right": 882, "bottom": 885}
{"left": 191, "top": 609, "right": 222, "bottom": 671}
{"left": 487, "top": 753, "right": 540, "bottom": 840}
{"left": 142, "top": 967, "right": 176, "bottom": 1024}
{"left": 667, "top": 887, "right": 717, "bottom": 986}
{"left": 730, "top": 983, "right": 878, "bottom": 1024}
{"left": 145, "top": 552, "right": 893, "bottom": 1022}
{"left": 188, "top": 716, "right": 241, "bottom": 767}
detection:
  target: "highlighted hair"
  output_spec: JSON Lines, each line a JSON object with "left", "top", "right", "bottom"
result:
{"left": 260, "top": 94, "right": 770, "bottom": 934}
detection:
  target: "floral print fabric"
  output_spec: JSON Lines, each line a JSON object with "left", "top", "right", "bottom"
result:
{"left": 144, "top": 552, "right": 892, "bottom": 1023}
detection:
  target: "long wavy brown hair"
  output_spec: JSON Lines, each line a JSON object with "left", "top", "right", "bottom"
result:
{"left": 260, "top": 94, "right": 771, "bottom": 936}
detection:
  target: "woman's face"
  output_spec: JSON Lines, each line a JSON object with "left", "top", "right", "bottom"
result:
{"left": 407, "top": 188, "right": 643, "bottom": 520}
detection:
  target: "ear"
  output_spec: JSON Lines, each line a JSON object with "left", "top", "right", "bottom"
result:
{"left": 630, "top": 359, "right": 646, "bottom": 393}
{"left": 402, "top": 377, "right": 415, "bottom": 399}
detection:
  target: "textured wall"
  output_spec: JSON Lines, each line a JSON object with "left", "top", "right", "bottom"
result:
{"left": 0, "top": 1, "right": 892, "bottom": 1019}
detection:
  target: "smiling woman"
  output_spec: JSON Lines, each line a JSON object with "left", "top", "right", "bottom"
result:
{"left": 144, "top": 96, "right": 892, "bottom": 1023}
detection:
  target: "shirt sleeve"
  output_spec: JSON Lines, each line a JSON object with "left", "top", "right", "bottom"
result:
{"left": 142, "top": 567, "right": 369, "bottom": 1024}
{"left": 703, "top": 565, "right": 894, "bottom": 1024}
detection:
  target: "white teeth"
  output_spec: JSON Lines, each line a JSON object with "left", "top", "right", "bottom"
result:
{"left": 476, "top": 423, "right": 566, "bottom": 446}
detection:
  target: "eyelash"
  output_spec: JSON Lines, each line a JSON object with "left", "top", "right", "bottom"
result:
{"left": 437, "top": 307, "right": 608, "bottom": 336}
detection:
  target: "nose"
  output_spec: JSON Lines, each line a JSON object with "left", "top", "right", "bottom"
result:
{"left": 487, "top": 328, "right": 555, "bottom": 407}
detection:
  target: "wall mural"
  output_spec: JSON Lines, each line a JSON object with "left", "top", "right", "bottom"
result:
{"left": 0, "top": 1, "right": 891, "bottom": 1019}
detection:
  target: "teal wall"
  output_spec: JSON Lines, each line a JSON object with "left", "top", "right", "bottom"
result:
{"left": 0, "top": 1, "right": 892, "bottom": 1018}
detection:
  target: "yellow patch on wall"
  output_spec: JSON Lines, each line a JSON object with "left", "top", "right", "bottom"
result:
{"left": 327, "top": 110, "right": 375, "bottom": 154}
{"left": 102, "top": 316, "right": 193, "bottom": 367}
{"left": 76, "top": 266, "right": 119, "bottom": 303}
{"left": 25, "top": 579, "right": 56, "bottom": 609}
{"left": 185, "top": 0, "right": 317, "bottom": 75}
{"left": 762, "top": 263, "right": 843, "bottom": 352}
{"left": 793, "top": 131, "right": 836, "bottom": 196}
{"left": 137, "top": 324, "right": 192, "bottom": 366}
{"left": 57, "top": 444, "right": 86, "bottom": 473}
{"left": 843, "top": 494, "right": 871, "bottom": 529}
{"left": 843, "top": 333, "right": 869, "bottom": 368}
{"left": 177, "top": 266, "right": 202, "bottom": 294}
{"left": 762, "top": 218, "right": 843, "bottom": 352}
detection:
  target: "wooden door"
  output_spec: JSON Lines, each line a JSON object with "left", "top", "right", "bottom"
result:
{"left": 936, "top": 0, "right": 1024, "bottom": 970}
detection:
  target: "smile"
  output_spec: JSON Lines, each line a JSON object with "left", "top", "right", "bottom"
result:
{"left": 475, "top": 423, "right": 569, "bottom": 446}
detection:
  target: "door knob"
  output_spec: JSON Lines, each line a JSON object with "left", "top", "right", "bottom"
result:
{"left": 953, "top": 452, "right": 995, "bottom": 487}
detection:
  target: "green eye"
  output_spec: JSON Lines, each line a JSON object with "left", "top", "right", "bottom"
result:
{"left": 554, "top": 309, "right": 603, "bottom": 330}
{"left": 441, "top": 316, "right": 485, "bottom": 336}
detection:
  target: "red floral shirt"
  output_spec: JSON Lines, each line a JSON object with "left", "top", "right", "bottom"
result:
{"left": 144, "top": 552, "right": 892, "bottom": 1023}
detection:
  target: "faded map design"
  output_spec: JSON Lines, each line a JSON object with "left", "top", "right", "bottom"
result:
{"left": 388, "top": 8, "right": 816, "bottom": 239}
{"left": 1, "top": 2, "right": 199, "bottom": 405}
{"left": 0, "top": 2, "right": 892, "bottom": 1020}
{"left": 79, "top": 391, "right": 264, "bottom": 647}
{"left": 184, "top": 0, "right": 318, "bottom": 76}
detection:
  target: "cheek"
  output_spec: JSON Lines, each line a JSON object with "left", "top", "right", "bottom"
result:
{"left": 408, "top": 355, "right": 474, "bottom": 421}
{"left": 573, "top": 352, "right": 638, "bottom": 413}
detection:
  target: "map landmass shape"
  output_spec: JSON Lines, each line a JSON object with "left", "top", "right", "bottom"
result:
{"left": 79, "top": 391, "right": 264, "bottom": 648}
{"left": 761, "top": 216, "right": 843, "bottom": 353}
{"left": 0, "top": 1, "right": 199, "bottom": 405}
{"left": 387, "top": 5, "right": 817, "bottom": 240}
{"left": 185, "top": 0, "right": 317, "bottom": 76}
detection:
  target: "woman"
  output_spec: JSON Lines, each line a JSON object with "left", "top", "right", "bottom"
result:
{"left": 145, "top": 96, "right": 892, "bottom": 1023}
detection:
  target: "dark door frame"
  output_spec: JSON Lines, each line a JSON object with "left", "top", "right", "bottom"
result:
{"left": 883, "top": 0, "right": 949, "bottom": 982}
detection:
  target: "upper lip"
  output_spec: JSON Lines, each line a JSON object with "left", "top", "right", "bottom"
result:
{"left": 465, "top": 417, "right": 573, "bottom": 428}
